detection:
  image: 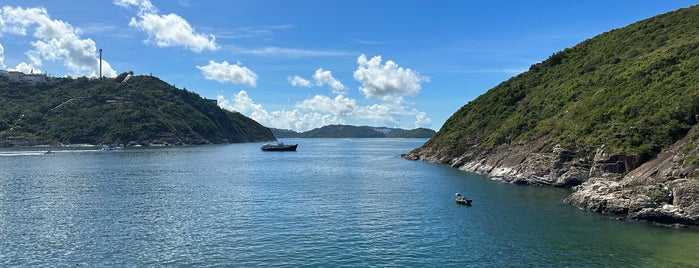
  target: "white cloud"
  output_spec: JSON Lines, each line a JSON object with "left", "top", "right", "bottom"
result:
{"left": 288, "top": 68, "right": 346, "bottom": 94}
{"left": 296, "top": 94, "right": 356, "bottom": 116}
{"left": 356, "top": 103, "right": 399, "bottom": 125}
{"left": 115, "top": 0, "right": 218, "bottom": 52}
{"left": 197, "top": 60, "right": 257, "bottom": 87}
{"left": 0, "top": 43, "right": 4, "bottom": 68}
{"left": 288, "top": 75, "right": 312, "bottom": 87}
{"left": 312, "top": 68, "right": 346, "bottom": 93}
{"left": 353, "top": 54, "right": 429, "bottom": 100}
{"left": 217, "top": 91, "right": 345, "bottom": 131}
{"left": 0, "top": 6, "right": 117, "bottom": 77}
{"left": 113, "top": 0, "right": 156, "bottom": 13}
{"left": 13, "top": 62, "right": 39, "bottom": 74}
{"left": 218, "top": 54, "right": 432, "bottom": 131}
{"left": 216, "top": 24, "right": 294, "bottom": 40}
{"left": 414, "top": 111, "right": 432, "bottom": 128}
{"left": 238, "top": 46, "right": 351, "bottom": 57}
{"left": 356, "top": 98, "right": 418, "bottom": 126}
{"left": 218, "top": 90, "right": 267, "bottom": 117}
{"left": 218, "top": 91, "right": 431, "bottom": 132}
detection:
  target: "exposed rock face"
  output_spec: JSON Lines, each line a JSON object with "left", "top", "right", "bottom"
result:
{"left": 404, "top": 140, "right": 592, "bottom": 187}
{"left": 403, "top": 126, "right": 699, "bottom": 226}
{"left": 565, "top": 132, "right": 699, "bottom": 225}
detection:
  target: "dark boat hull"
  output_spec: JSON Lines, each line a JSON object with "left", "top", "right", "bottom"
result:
{"left": 454, "top": 193, "right": 472, "bottom": 205}
{"left": 261, "top": 144, "right": 298, "bottom": 151}
{"left": 456, "top": 198, "right": 472, "bottom": 205}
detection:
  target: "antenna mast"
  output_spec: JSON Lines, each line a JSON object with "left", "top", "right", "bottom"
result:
{"left": 99, "top": 48, "right": 103, "bottom": 79}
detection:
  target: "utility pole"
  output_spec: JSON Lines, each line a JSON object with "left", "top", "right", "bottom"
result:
{"left": 99, "top": 48, "right": 103, "bottom": 94}
{"left": 99, "top": 48, "right": 103, "bottom": 80}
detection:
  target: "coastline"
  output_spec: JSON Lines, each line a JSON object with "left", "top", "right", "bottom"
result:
{"left": 402, "top": 129, "right": 699, "bottom": 226}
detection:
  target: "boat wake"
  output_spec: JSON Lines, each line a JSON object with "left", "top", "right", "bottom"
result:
{"left": 0, "top": 151, "right": 54, "bottom": 156}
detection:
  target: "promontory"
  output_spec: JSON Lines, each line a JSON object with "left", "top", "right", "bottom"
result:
{"left": 0, "top": 72, "right": 275, "bottom": 146}
{"left": 403, "top": 5, "right": 699, "bottom": 226}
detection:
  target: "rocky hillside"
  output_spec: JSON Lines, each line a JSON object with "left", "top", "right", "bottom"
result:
{"left": 0, "top": 73, "right": 275, "bottom": 146}
{"left": 403, "top": 5, "right": 699, "bottom": 225}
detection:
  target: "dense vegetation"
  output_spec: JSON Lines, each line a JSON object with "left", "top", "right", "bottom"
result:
{"left": 0, "top": 73, "right": 275, "bottom": 145}
{"left": 428, "top": 5, "right": 699, "bottom": 162}
{"left": 271, "top": 125, "right": 436, "bottom": 138}
{"left": 387, "top": 127, "right": 437, "bottom": 138}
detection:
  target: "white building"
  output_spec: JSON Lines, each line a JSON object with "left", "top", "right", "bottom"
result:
{"left": 3, "top": 70, "right": 46, "bottom": 85}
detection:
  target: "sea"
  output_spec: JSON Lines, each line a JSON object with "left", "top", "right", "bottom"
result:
{"left": 1, "top": 138, "right": 698, "bottom": 267}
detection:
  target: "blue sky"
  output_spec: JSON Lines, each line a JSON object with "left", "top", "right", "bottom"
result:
{"left": 1, "top": 1, "right": 697, "bottom": 132}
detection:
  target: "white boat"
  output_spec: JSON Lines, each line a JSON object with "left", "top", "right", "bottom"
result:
{"left": 99, "top": 145, "right": 123, "bottom": 151}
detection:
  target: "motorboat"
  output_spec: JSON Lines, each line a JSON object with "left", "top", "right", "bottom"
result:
{"left": 261, "top": 142, "right": 298, "bottom": 151}
{"left": 455, "top": 193, "right": 472, "bottom": 205}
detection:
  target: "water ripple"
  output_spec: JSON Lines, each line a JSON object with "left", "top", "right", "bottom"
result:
{"left": 1, "top": 140, "right": 698, "bottom": 266}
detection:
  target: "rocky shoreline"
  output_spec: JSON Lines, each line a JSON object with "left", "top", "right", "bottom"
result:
{"left": 403, "top": 127, "right": 699, "bottom": 226}
{"left": 1, "top": 134, "right": 263, "bottom": 148}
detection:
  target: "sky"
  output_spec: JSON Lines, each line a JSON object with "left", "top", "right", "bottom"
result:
{"left": 1, "top": 1, "right": 697, "bottom": 132}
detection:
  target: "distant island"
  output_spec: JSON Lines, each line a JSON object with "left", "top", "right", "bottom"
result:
{"left": 271, "top": 125, "right": 436, "bottom": 139}
{"left": 404, "top": 6, "right": 699, "bottom": 225}
{"left": 0, "top": 71, "right": 275, "bottom": 146}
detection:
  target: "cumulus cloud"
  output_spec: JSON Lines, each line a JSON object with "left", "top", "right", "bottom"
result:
{"left": 218, "top": 90, "right": 431, "bottom": 132}
{"left": 313, "top": 68, "right": 346, "bottom": 93}
{"left": 218, "top": 90, "right": 267, "bottom": 118}
{"left": 0, "top": 6, "right": 117, "bottom": 77}
{"left": 219, "top": 54, "right": 433, "bottom": 131}
{"left": 0, "top": 43, "right": 4, "bottom": 68}
{"left": 217, "top": 91, "right": 345, "bottom": 131}
{"left": 114, "top": 0, "right": 217, "bottom": 52}
{"left": 414, "top": 111, "right": 432, "bottom": 128}
{"left": 297, "top": 94, "right": 356, "bottom": 116}
{"left": 113, "top": 0, "right": 156, "bottom": 13}
{"left": 288, "top": 75, "right": 312, "bottom": 87}
{"left": 197, "top": 60, "right": 257, "bottom": 87}
{"left": 289, "top": 68, "right": 346, "bottom": 94}
{"left": 353, "top": 54, "right": 429, "bottom": 100}
{"left": 276, "top": 55, "right": 433, "bottom": 130}
{"left": 13, "top": 62, "right": 39, "bottom": 74}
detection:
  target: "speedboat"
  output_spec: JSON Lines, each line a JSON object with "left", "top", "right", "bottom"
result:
{"left": 455, "top": 193, "right": 472, "bottom": 205}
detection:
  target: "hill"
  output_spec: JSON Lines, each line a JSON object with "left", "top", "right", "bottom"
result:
{"left": 0, "top": 72, "right": 275, "bottom": 146}
{"left": 404, "top": 6, "right": 699, "bottom": 225}
{"left": 271, "top": 125, "right": 436, "bottom": 138}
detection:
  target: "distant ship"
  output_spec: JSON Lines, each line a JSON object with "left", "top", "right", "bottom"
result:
{"left": 261, "top": 142, "right": 298, "bottom": 151}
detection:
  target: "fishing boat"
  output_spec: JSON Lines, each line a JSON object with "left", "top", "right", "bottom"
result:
{"left": 455, "top": 193, "right": 472, "bottom": 205}
{"left": 261, "top": 142, "right": 298, "bottom": 151}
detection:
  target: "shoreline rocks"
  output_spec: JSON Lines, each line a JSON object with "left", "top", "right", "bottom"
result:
{"left": 403, "top": 127, "right": 699, "bottom": 226}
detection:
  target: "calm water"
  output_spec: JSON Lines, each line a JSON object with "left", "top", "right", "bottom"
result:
{"left": 1, "top": 139, "right": 698, "bottom": 267}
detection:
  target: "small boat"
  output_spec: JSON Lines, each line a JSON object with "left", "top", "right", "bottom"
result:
{"left": 261, "top": 142, "right": 298, "bottom": 151}
{"left": 99, "top": 145, "right": 123, "bottom": 151}
{"left": 455, "top": 193, "right": 472, "bottom": 205}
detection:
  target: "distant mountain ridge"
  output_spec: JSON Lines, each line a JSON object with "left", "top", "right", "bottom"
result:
{"left": 0, "top": 72, "right": 275, "bottom": 146}
{"left": 271, "top": 125, "right": 435, "bottom": 138}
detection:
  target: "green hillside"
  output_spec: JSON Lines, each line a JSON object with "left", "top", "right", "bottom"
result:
{"left": 300, "top": 125, "right": 385, "bottom": 138}
{"left": 0, "top": 73, "right": 275, "bottom": 146}
{"left": 427, "top": 5, "right": 699, "bottom": 162}
{"left": 404, "top": 5, "right": 699, "bottom": 225}
{"left": 389, "top": 127, "right": 437, "bottom": 138}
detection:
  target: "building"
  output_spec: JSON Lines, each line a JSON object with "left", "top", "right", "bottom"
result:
{"left": 2, "top": 70, "right": 47, "bottom": 85}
